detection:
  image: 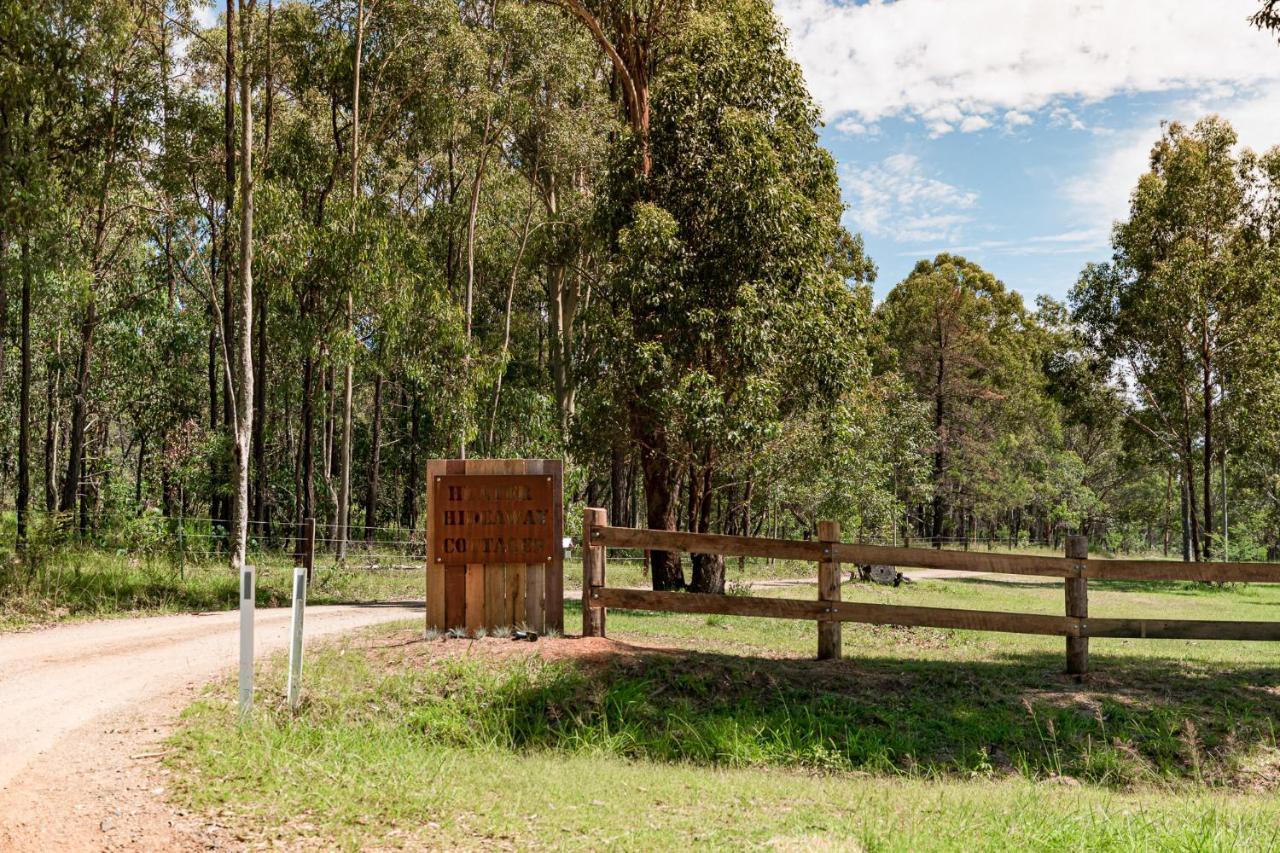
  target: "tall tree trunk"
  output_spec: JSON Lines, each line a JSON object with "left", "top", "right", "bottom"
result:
{"left": 609, "top": 442, "right": 627, "bottom": 526}
{"left": 1181, "top": 390, "right": 1202, "bottom": 561}
{"left": 218, "top": 0, "right": 237, "bottom": 543}
{"left": 44, "top": 331, "right": 61, "bottom": 512}
{"left": 0, "top": 106, "right": 9, "bottom": 409}
{"left": 689, "top": 453, "right": 723, "bottom": 594}
{"left": 60, "top": 76, "right": 123, "bottom": 523}
{"left": 930, "top": 349, "right": 946, "bottom": 549}
{"left": 363, "top": 372, "right": 382, "bottom": 544}
{"left": 1201, "top": 357, "right": 1214, "bottom": 560}
{"left": 16, "top": 238, "right": 32, "bottom": 546}
{"left": 1180, "top": 471, "right": 1192, "bottom": 562}
{"left": 207, "top": 227, "right": 219, "bottom": 526}
{"left": 336, "top": 0, "right": 365, "bottom": 560}
{"left": 636, "top": 416, "right": 683, "bottom": 590}
{"left": 60, "top": 301, "right": 96, "bottom": 518}
{"left": 251, "top": 252, "right": 267, "bottom": 530}
{"left": 134, "top": 432, "right": 146, "bottom": 511}
{"left": 264, "top": 0, "right": 274, "bottom": 162}
{"left": 0, "top": 228, "right": 8, "bottom": 411}
{"left": 401, "top": 391, "right": 419, "bottom": 529}
{"left": 1163, "top": 466, "right": 1172, "bottom": 557}
{"left": 487, "top": 192, "right": 536, "bottom": 449}
{"left": 230, "top": 0, "right": 256, "bottom": 575}
{"left": 297, "top": 353, "right": 315, "bottom": 560}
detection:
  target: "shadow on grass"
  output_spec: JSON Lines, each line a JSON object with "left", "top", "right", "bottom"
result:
{"left": 368, "top": 637, "right": 1280, "bottom": 788}
{"left": 913, "top": 574, "right": 1274, "bottom": 599}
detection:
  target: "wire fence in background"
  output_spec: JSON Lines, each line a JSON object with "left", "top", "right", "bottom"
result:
{"left": 2, "top": 506, "right": 1217, "bottom": 572}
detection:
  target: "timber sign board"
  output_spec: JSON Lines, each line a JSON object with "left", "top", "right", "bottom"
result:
{"left": 425, "top": 459, "right": 564, "bottom": 636}
{"left": 431, "top": 474, "right": 555, "bottom": 564}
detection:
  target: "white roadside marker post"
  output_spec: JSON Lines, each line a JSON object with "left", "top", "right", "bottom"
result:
{"left": 287, "top": 566, "right": 307, "bottom": 711}
{"left": 239, "top": 564, "right": 255, "bottom": 718}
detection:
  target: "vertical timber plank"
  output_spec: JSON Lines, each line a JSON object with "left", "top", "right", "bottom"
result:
{"left": 465, "top": 563, "right": 485, "bottom": 636}
{"left": 545, "top": 460, "right": 564, "bottom": 632}
{"left": 525, "top": 563, "right": 545, "bottom": 633}
{"left": 425, "top": 460, "right": 447, "bottom": 631}
{"left": 583, "top": 507, "right": 607, "bottom": 637}
{"left": 485, "top": 564, "right": 506, "bottom": 631}
{"left": 444, "top": 565, "right": 467, "bottom": 630}
{"left": 508, "top": 563, "right": 526, "bottom": 628}
{"left": 817, "top": 520, "right": 842, "bottom": 660}
{"left": 1066, "top": 535, "right": 1089, "bottom": 680}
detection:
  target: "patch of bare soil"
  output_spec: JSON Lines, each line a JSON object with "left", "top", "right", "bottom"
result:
{"left": 361, "top": 630, "right": 669, "bottom": 671}
{"left": 0, "top": 685, "right": 224, "bottom": 851}
{"left": 0, "top": 604, "right": 420, "bottom": 851}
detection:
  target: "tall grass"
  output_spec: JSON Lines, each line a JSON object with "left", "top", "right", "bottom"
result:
{"left": 178, "top": 634, "right": 1280, "bottom": 789}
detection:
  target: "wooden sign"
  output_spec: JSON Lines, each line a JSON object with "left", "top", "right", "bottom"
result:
{"left": 431, "top": 474, "right": 555, "bottom": 564}
{"left": 425, "top": 459, "right": 563, "bottom": 636}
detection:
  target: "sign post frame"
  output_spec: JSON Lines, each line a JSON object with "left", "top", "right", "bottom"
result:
{"left": 425, "top": 459, "right": 563, "bottom": 636}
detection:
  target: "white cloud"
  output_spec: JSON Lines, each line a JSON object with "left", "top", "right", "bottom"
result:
{"left": 1063, "top": 86, "right": 1280, "bottom": 237}
{"left": 834, "top": 116, "right": 875, "bottom": 136}
{"left": 1004, "top": 111, "right": 1034, "bottom": 129}
{"left": 841, "top": 154, "right": 979, "bottom": 242}
{"left": 777, "top": 0, "right": 1280, "bottom": 135}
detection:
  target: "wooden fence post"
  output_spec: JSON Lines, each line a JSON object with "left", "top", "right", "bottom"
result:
{"left": 583, "top": 507, "right": 608, "bottom": 638}
{"left": 1065, "top": 534, "right": 1089, "bottom": 679}
{"left": 817, "top": 520, "right": 842, "bottom": 660}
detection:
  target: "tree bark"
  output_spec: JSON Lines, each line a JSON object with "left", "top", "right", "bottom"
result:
{"left": 16, "top": 238, "right": 32, "bottom": 546}
{"left": 689, "top": 454, "right": 723, "bottom": 594}
{"left": 44, "top": 332, "right": 60, "bottom": 513}
{"left": 1181, "top": 389, "right": 1202, "bottom": 561}
{"left": 363, "top": 372, "right": 382, "bottom": 543}
{"left": 134, "top": 432, "right": 146, "bottom": 511}
{"left": 59, "top": 300, "right": 96, "bottom": 518}
{"left": 297, "top": 353, "right": 315, "bottom": 561}
{"left": 637, "top": 415, "right": 683, "bottom": 590}
{"left": 930, "top": 346, "right": 947, "bottom": 549}
{"left": 401, "top": 391, "right": 419, "bottom": 529}
{"left": 1202, "top": 357, "right": 1214, "bottom": 560}
{"left": 60, "top": 75, "right": 123, "bottom": 523}
{"left": 251, "top": 245, "right": 268, "bottom": 531}
{"left": 609, "top": 442, "right": 628, "bottom": 526}
{"left": 336, "top": 0, "right": 365, "bottom": 560}
{"left": 230, "top": 0, "right": 256, "bottom": 575}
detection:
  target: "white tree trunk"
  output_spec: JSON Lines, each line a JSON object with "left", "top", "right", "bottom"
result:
{"left": 336, "top": 0, "right": 365, "bottom": 561}
{"left": 231, "top": 0, "right": 255, "bottom": 574}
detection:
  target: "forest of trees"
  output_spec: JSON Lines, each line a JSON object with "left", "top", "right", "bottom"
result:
{"left": 2, "top": 0, "right": 1280, "bottom": 592}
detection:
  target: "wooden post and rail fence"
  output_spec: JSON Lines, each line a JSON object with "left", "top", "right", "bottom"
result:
{"left": 581, "top": 508, "right": 1280, "bottom": 678}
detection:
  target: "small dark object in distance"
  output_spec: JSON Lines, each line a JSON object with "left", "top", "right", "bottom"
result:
{"left": 511, "top": 630, "right": 539, "bottom": 642}
{"left": 855, "top": 564, "right": 906, "bottom": 587}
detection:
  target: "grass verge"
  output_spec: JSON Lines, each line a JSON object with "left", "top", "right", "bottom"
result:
{"left": 170, "top": 600, "right": 1280, "bottom": 849}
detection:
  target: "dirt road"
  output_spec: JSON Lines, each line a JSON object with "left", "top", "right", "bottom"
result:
{"left": 0, "top": 602, "right": 421, "bottom": 851}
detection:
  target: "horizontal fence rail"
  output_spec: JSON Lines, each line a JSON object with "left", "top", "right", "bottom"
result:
{"left": 590, "top": 526, "right": 1280, "bottom": 584}
{"left": 581, "top": 511, "right": 1280, "bottom": 678}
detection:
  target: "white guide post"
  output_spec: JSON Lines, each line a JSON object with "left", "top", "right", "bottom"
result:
{"left": 239, "top": 564, "right": 256, "bottom": 717}
{"left": 287, "top": 566, "right": 308, "bottom": 711}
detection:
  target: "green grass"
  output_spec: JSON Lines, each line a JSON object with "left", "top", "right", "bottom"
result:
{"left": 170, "top": 574, "right": 1280, "bottom": 848}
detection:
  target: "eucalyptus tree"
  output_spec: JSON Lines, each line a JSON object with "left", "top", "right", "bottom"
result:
{"left": 878, "top": 254, "right": 1039, "bottom": 548}
{"left": 1072, "top": 118, "right": 1274, "bottom": 560}
{"left": 1253, "top": 1, "right": 1280, "bottom": 38}
{"left": 50, "top": 1, "right": 163, "bottom": 531}
{"left": 579, "top": 0, "right": 874, "bottom": 591}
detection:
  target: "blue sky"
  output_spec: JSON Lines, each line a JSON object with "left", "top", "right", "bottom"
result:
{"left": 777, "top": 0, "right": 1280, "bottom": 302}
